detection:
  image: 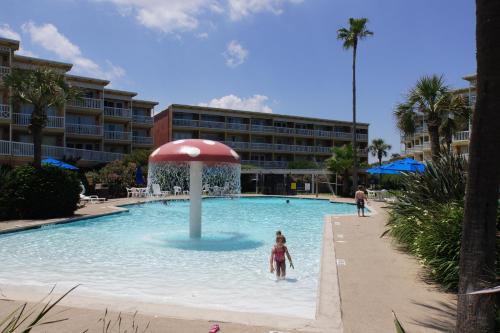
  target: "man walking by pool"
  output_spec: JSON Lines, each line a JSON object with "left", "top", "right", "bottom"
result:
{"left": 355, "top": 185, "right": 367, "bottom": 217}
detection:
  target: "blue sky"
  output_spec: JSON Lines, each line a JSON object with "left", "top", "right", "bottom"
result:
{"left": 0, "top": 0, "right": 475, "bottom": 161}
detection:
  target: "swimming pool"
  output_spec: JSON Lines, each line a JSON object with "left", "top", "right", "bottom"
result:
{"left": 0, "top": 197, "right": 358, "bottom": 318}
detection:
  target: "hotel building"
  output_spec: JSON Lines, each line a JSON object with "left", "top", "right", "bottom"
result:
{"left": 153, "top": 104, "right": 369, "bottom": 169}
{"left": 401, "top": 74, "right": 474, "bottom": 161}
{"left": 0, "top": 37, "right": 157, "bottom": 166}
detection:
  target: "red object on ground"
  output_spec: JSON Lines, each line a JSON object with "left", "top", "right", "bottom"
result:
{"left": 209, "top": 323, "right": 220, "bottom": 333}
{"left": 149, "top": 139, "right": 240, "bottom": 164}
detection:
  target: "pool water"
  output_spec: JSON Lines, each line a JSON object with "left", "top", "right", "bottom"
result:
{"left": 0, "top": 197, "right": 358, "bottom": 318}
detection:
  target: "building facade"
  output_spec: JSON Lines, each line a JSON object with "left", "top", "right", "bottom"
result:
{"left": 401, "top": 74, "right": 474, "bottom": 161}
{"left": 0, "top": 37, "right": 157, "bottom": 166}
{"left": 153, "top": 104, "right": 369, "bottom": 168}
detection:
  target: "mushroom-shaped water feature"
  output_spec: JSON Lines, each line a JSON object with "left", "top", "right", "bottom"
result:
{"left": 148, "top": 139, "right": 241, "bottom": 238}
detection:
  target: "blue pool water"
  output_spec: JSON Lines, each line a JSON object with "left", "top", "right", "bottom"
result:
{"left": 0, "top": 197, "right": 358, "bottom": 318}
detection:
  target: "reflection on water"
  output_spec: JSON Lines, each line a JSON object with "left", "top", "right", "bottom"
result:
{"left": 150, "top": 231, "right": 264, "bottom": 251}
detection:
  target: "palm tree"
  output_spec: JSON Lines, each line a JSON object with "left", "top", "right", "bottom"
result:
{"left": 326, "top": 144, "right": 353, "bottom": 196}
{"left": 368, "top": 138, "right": 392, "bottom": 166}
{"left": 394, "top": 75, "right": 468, "bottom": 162}
{"left": 456, "top": 0, "right": 500, "bottom": 331}
{"left": 3, "top": 68, "right": 80, "bottom": 168}
{"left": 439, "top": 95, "right": 471, "bottom": 152}
{"left": 337, "top": 18, "right": 373, "bottom": 194}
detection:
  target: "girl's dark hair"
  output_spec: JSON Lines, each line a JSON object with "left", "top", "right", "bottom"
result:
{"left": 276, "top": 230, "right": 282, "bottom": 236}
{"left": 276, "top": 235, "right": 286, "bottom": 243}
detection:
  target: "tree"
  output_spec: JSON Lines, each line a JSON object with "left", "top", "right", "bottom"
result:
{"left": 3, "top": 68, "right": 80, "bottom": 168}
{"left": 368, "top": 138, "right": 392, "bottom": 166}
{"left": 394, "top": 75, "right": 468, "bottom": 162}
{"left": 337, "top": 18, "right": 373, "bottom": 194}
{"left": 439, "top": 95, "right": 471, "bottom": 153}
{"left": 326, "top": 144, "right": 354, "bottom": 196}
{"left": 456, "top": 1, "right": 500, "bottom": 331}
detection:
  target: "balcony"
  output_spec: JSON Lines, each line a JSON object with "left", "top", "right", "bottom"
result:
{"left": 0, "top": 140, "right": 123, "bottom": 162}
{"left": 226, "top": 122, "right": 249, "bottom": 131}
{"left": 252, "top": 142, "right": 274, "bottom": 150}
{"left": 12, "top": 113, "right": 64, "bottom": 129}
{"left": 199, "top": 120, "right": 226, "bottom": 130}
{"left": 0, "top": 104, "right": 10, "bottom": 120}
{"left": 67, "top": 97, "right": 103, "bottom": 110}
{"left": 315, "top": 130, "right": 334, "bottom": 138}
{"left": 453, "top": 131, "right": 470, "bottom": 142}
{"left": 241, "top": 160, "right": 288, "bottom": 169}
{"left": 274, "top": 127, "right": 295, "bottom": 135}
{"left": 295, "top": 128, "right": 314, "bottom": 136}
{"left": 132, "top": 115, "right": 153, "bottom": 125}
{"left": 133, "top": 136, "right": 153, "bottom": 145}
{"left": 66, "top": 123, "right": 103, "bottom": 136}
{"left": 104, "top": 131, "right": 132, "bottom": 141}
{"left": 104, "top": 106, "right": 132, "bottom": 118}
{"left": 0, "top": 66, "right": 10, "bottom": 79}
{"left": 225, "top": 141, "right": 250, "bottom": 149}
{"left": 251, "top": 124, "right": 275, "bottom": 133}
{"left": 173, "top": 119, "right": 199, "bottom": 127}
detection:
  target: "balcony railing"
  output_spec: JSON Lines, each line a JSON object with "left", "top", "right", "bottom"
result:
{"left": 226, "top": 122, "right": 249, "bottom": 131}
{"left": 241, "top": 160, "right": 288, "bottom": 169}
{"left": 133, "top": 136, "right": 153, "bottom": 145}
{"left": 173, "top": 119, "right": 199, "bottom": 127}
{"left": 0, "top": 66, "right": 10, "bottom": 78}
{"left": 225, "top": 141, "right": 250, "bottom": 149}
{"left": 66, "top": 123, "right": 102, "bottom": 136}
{"left": 67, "top": 97, "right": 103, "bottom": 110}
{"left": 104, "top": 107, "right": 132, "bottom": 118}
{"left": 199, "top": 120, "right": 226, "bottom": 129}
{"left": 252, "top": 142, "right": 274, "bottom": 150}
{"left": 0, "top": 104, "right": 10, "bottom": 120}
{"left": 12, "top": 113, "right": 64, "bottom": 129}
{"left": 104, "top": 131, "right": 132, "bottom": 141}
{"left": 453, "top": 131, "right": 470, "bottom": 142}
{"left": 172, "top": 118, "right": 369, "bottom": 140}
{"left": 133, "top": 115, "right": 153, "bottom": 124}
{"left": 0, "top": 140, "right": 123, "bottom": 162}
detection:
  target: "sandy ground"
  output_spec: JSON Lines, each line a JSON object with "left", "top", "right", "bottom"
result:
{"left": 0, "top": 195, "right": 457, "bottom": 332}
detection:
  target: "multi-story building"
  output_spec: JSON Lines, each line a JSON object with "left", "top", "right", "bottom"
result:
{"left": 401, "top": 74, "right": 474, "bottom": 161}
{"left": 153, "top": 104, "right": 369, "bottom": 169}
{"left": 0, "top": 37, "right": 157, "bottom": 166}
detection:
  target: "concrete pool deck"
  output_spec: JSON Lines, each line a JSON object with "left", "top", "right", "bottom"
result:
{"left": 0, "top": 195, "right": 456, "bottom": 332}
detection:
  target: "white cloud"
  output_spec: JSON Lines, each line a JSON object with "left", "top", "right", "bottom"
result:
{"left": 223, "top": 40, "right": 248, "bottom": 67}
{"left": 228, "top": 0, "right": 303, "bottom": 20}
{"left": 196, "top": 32, "right": 209, "bottom": 39}
{"left": 200, "top": 94, "right": 273, "bottom": 113}
{"left": 95, "top": 0, "right": 303, "bottom": 34}
{"left": 0, "top": 24, "right": 37, "bottom": 57}
{"left": 21, "top": 22, "right": 125, "bottom": 81}
{"left": 96, "top": 0, "right": 221, "bottom": 34}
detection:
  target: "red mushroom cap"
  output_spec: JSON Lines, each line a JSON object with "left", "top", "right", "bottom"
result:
{"left": 149, "top": 139, "right": 241, "bottom": 164}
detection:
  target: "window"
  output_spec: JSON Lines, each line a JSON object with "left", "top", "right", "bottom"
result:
{"left": 173, "top": 131, "right": 193, "bottom": 140}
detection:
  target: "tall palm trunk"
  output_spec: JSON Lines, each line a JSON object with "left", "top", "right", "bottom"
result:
{"left": 456, "top": 1, "right": 500, "bottom": 331}
{"left": 351, "top": 42, "right": 358, "bottom": 193}
{"left": 31, "top": 106, "right": 44, "bottom": 168}
{"left": 427, "top": 121, "right": 441, "bottom": 162}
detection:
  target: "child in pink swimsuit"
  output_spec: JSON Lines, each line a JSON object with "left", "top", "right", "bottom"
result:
{"left": 270, "top": 234, "right": 294, "bottom": 280}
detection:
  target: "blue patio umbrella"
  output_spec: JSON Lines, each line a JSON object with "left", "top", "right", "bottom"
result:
{"left": 42, "top": 158, "right": 79, "bottom": 170}
{"left": 380, "top": 158, "right": 426, "bottom": 173}
{"left": 135, "top": 165, "right": 145, "bottom": 185}
{"left": 366, "top": 166, "right": 400, "bottom": 175}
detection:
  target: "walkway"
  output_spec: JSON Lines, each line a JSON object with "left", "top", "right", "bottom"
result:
{"left": 333, "top": 200, "right": 456, "bottom": 332}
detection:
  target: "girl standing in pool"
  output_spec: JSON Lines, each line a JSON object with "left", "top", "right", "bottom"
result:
{"left": 270, "top": 233, "right": 294, "bottom": 280}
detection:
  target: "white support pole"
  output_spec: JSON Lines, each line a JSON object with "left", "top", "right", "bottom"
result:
{"left": 189, "top": 161, "right": 203, "bottom": 238}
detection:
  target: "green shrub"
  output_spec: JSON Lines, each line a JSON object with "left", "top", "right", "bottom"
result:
{"left": 89, "top": 160, "right": 137, "bottom": 198}
{"left": 386, "top": 153, "right": 467, "bottom": 290}
{"left": 0, "top": 165, "right": 80, "bottom": 220}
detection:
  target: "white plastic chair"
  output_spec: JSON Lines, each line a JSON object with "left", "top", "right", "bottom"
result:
{"left": 151, "top": 184, "right": 170, "bottom": 198}
{"left": 202, "top": 184, "right": 210, "bottom": 195}
{"left": 173, "top": 186, "right": 182, "bottom": 196}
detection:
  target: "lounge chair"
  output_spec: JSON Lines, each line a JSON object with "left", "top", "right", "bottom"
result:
{"left": 126, "top": 187, "right": 139, "bottom": 198}
{"left": 80, "top": 194, "right": 106, "bottom": 204}
{"left": 151, "top": 184, "right": 170, "bottom": 198}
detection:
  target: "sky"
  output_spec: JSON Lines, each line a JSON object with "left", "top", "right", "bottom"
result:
{"left": 0, "top": 0, "right": 476, "bottom": 162}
